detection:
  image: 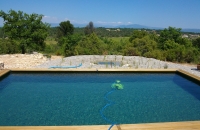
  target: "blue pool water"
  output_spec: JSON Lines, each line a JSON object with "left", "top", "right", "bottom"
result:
{"left": 0, "top": 72, "right": 200, "bottom": 126}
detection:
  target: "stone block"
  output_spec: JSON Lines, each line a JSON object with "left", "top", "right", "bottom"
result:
{"left": 0, "top": 61, "right": 4, "bottom": 69}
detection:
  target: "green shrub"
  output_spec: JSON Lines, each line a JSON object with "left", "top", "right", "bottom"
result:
{"left": 0, "top": 39, "right": 20, "bottom": 54}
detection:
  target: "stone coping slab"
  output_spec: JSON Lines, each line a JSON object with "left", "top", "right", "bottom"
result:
{"left": 0, "top": 69, "right": 10, "bottom": 77}
{"left": 1, "top": 68, "right": 199, "bottom": 82}
{"left": 10, "top": 68, "right": 177, "bottom": 72}
{"left": 0, "top": 121, "right": 200, "bottom": 130}
{"left": 0, "top": 68, "right": 197, "bottom": 85}
{"left": 177, "top": 69, "right": 200, "bottom": 82}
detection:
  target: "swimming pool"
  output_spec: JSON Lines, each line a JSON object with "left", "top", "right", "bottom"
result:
{"left": 0, "top": 71, "right": 200, "bottom": 126}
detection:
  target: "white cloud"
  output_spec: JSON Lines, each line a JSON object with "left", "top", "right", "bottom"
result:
{"left": 95, "top": 21, "right": 125, "bottom": 25}
{"left": 42, "top": 16, "right": 59, "bottom": 23}
{"left": 117, "top": 22, "right": 122, "bottom": 24}
{"left": 64, "top": 18, "right": 69, "bottom": 21}
{"left": 41, "top": 17, "right": 134, "bottom": 27}
{"left": 63, "top": 18, "right": 89, "bottom": 24}
{"left": 97, "top": 21, "right": 107, "bottom": 24}
{"left": 111, "top": 22, "right": 117, "bottom": 24}
{"left": 64, "top": 18, "right": 77, "bottom": 23}
{"left": 43, "top": 15, "right": 50, "bottom": 18}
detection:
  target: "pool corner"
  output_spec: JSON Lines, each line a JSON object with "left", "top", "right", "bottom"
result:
{"left": 0, "top": 69, "right": 10, "bottom": 78}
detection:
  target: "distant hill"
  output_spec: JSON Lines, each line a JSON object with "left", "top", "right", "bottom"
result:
{"left": 49, "top": 23, "right": 59, "bottom": 27}
{"left": 50, "top": 23, "right": 87, "bottom": 28}
{"left": 116, "top": 24, "right": 200, "bottom": 33}
{"left": 181, "top": 29, "right": 200, "bottom": 33}
{"left": 116, "top": 24, "right": 152, "bottom": 29}
{"left": 2, "top": 23, "right": 200, "bottom": 33}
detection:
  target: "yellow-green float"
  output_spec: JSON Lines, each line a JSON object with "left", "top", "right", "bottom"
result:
{"left": 111, "top": 80, "right": 124, "bottom": 90}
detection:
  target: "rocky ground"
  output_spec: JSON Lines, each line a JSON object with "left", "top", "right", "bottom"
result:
{"left": 0, "top": 54, "right": 199, "bottom": 77}
{"left": 0, "top": 53, "right": 61, "bottom": 69}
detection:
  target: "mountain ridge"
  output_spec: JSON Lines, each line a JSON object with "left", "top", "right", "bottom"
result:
{"left": 1, "top": 23, "right": 200, "bottom": 33}
{"left": 49, "top": 23, "right": 200, "bottom": 33}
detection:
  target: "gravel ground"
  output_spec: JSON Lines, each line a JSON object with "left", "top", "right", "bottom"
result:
{"left": 35, "top": 55, "right": 200, "bottom": 78}
{"left": 0, "top": 53, "right": 62, "bottom": 69}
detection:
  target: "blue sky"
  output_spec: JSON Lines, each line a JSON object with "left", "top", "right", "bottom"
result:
{"left": 1, "top": 0, "right": 200, "bottom": 28}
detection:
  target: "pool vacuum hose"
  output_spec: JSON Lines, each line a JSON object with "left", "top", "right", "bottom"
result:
{"left": 100, "top": 80, "right": 123, "bottom": 130}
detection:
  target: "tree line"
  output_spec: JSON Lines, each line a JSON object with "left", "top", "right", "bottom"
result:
{"left": 0, "top": 9, "right": 200, "bottom": 63}
{"left": 45, "top": 22, "right": 200, "bottom": 63}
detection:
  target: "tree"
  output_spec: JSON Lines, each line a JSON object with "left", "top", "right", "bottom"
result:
{"left": 193, "top": 37, "right": 200, "bottom": 50}
{"left": 123, "top": 47, "right": 141, "bottom": 56}
{"left": 183, "top": 47, "right": 199, "bottom": 63}
{"left": 0, "top": 39, "right": 20, "bottom": 54}
{"left": 75, "top": 33, "right": 106, "bottom": 55}
{"left": 58, "top": 34, "right": 82, "bottom": 56}
{"left": 0, "top": 27, "right": 5, "bottom": 38}
{"left": 163, "top": 39, "right": 179, "bottom": 50}
{"left": 56, "top": 21, "right": 76, "bottom": 56}
{"left": 0, "top": 9, "right": 50, "bottom": 54}
{"left": 159, "top": 26, "right": 182, "bottom": 49}
{"left": 177, "top": 37, "right": 193, "bottom": 47}
{"left": 57, "top": 21, "right": 74, "bottom": 39}
{"left": 129, "top": 30, "right": 148, "bottom": 42}
{"left": 133, "top": 36, "right": 157, "bottom": 55}
{"left": 84, "top": 21, "right": 95, "bottom": 35}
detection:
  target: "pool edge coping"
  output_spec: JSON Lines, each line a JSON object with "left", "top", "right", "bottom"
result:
{"left": 1, "top": 68, "right": 199, "bottom": 81}
{"left": 0, "top": 69, "right": 10, "bottom": 78}
{"left": 7, "top": 68, "right": 200, "bottom": 78}
{"left": 10, "top": 68, "right": 178, "bottom": 72}
{"left": 0, "top": 121, "right": 200, "bottom": 130}
{"left": 177, "top": 69, "right": 200, "bottom": 82}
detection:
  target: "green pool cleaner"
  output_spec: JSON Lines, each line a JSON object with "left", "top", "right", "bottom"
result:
{"left": 111, "top": 80, "right": 124, "bottom": 90}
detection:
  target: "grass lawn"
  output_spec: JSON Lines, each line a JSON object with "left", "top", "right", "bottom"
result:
{"left": 45, "top": 40, "right": 57, "bottom": 45}
{"left": 108, "top": 37, "right": 129, "bottom": 42}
